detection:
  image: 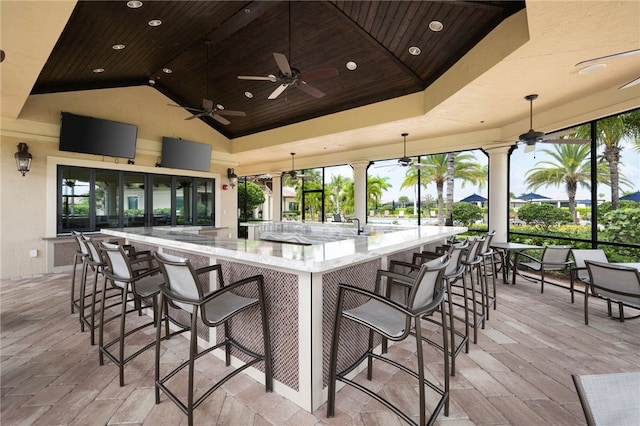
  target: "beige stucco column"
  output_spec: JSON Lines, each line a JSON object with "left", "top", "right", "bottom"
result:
{"left": 270, "top": 173, "right": 282, "bottom": 221}
{"left": 351, "top": 161, "right": 369, "bottom": 223}
{"left": 485, "top": 146, "right": 512, "bottom": 241}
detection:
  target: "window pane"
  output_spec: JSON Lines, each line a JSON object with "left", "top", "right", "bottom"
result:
{"left": 123, "top": 173, "right": 145, "bottom": 227}
{"left": 95, "top": 170, "right": 120, "bottom": 229}
{"left": 176, "top": 178, "right": 192, "bottom": 225}
{"left": 151, "top": 175, "right": 172, "bottom": 226}
{"left": 196, "top": 178, "right": 214, "bottom": 225}
{"left": 595, "top": 110, "right": 640, "bottom": 261}
{"left": 59, "top": 167, "right": 91, "bottom": 232}
{"left": 324, "top": 165, "right": 353, "bottom": 222}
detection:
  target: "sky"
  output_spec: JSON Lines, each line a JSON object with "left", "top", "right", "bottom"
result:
{"left": 324, "top": 141, "right": 640, "bottom": 203}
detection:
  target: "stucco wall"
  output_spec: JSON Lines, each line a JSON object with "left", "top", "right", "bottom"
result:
{"left": 0, "top": 125, "right": 237, "bottom": 279}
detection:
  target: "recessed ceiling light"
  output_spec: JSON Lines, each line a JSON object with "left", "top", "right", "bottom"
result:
{"left": 93, "top": 68, "right": 105, "bottom": 73}
{"left": 112, "top": 44, "right": 125, "bottom": 50}
{"left": 429, "top": 20, "right": 443, "bottom": 31}
{"left": 162, "top": 68, "right": 172, "bottom": 74}
{"left": 148, "top": 19, "right": 162, "bottom": 27}
{"left": 245, "top": 91, "right": 254, "bottom": 98}
{"left": 127, "top": 1, "right": 143, "bottom": 9}
{"left": 346, "top": 61, "right": 357, "bottom": 70}
{"left": 244, "top": 8, "right": 251, "bottom": 14}
{"left": 579, "top": 63, "right": 607, "bottom": 74}
{"left": 408, "top": 46, "right": 421, "bottom": 56}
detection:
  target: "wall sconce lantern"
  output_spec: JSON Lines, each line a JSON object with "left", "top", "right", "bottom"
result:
{"left": 227, "top": 168, "right": 238, "bottom": 189}
{"left": 15, "top": 143, "right": 32, "bottom": 176}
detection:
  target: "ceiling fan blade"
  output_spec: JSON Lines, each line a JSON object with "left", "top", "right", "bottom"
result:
{"left": 216, "top": 110, "right": 246, "bottom": 117}
{"left": 237, "top": 75, "right": 278, "bottom": 82}
{"left": 545, "top": 128, "right": 578, "bottom": 139}
{"left": 212, "top": 114, "right": 231, "bottom": 125}
{"left": 185, "top": 113, "right": 206, "bottom": 121}
{"left": 575, "top": 48, "right": 640, "bottom": 68}
{"left": 273, "top": 52, "right": 292, "bottom": 76}
{"left": 202, "top": 98, "right": 214, "bottom": 111}
{"left": 301, "top": 67, "right": 339, "bottom": 81}
{"left": 268, "top": 84, "right": 288, "bottom": 99}
{"left": 620, "top": 76, "right": 640, "bottom": 90}
{"left": 411, "top": 163, "right": 435, "bottom": 169}
{"left": 297, "top": 81, "right": 325, "bottom": 98}
{"left": 168, "top": 104, "right": 205, "bottom": 113}
{"left": 541, "top": 138, "right": 591, "bottom": 144}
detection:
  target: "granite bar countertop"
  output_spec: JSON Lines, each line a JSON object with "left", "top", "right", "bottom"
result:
{"left": 101, "top": 225, "right": 466, "bottom": 273}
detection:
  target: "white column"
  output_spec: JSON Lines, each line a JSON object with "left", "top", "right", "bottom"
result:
{"left": 485, "top": 146, "right": 512, "bottom": 241}
{"left": 351, "top": 161, "right": 369, "bottom": 223}
{"left": 270, "top": 173, "right": 282, "bottom": 221}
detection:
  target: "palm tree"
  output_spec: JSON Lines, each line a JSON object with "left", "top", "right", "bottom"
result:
{"left": 367, "top": 175, "right": 392, "bottom": 212}
{"left": 400, "top": 163, "right": 430, "bottom": 215}
{"left": 325, "top": 174, "right": 352, "bottom": 216}
{"left": 576, "top": 110, "right": 640, "bottom": 209}
{"left": 446, "top": 153, "right": 455, "bottom": 225}
{"left": 525, "top": 143, "right": 616, "bottom": 223}
{"left": 420, "top": 152, "right": 486, "bottom": 224}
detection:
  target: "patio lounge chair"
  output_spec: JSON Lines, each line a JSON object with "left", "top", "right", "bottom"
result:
{"left": 570, "top": 249, "right": 608, "bottom": 303}
{"left": 583, "top": 261, "right": 640, "bottom": 325}
{"left": 515, "top": 245, "right": 573, "bottom": 294}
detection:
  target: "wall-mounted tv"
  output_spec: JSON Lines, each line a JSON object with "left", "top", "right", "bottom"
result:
{"left": 161, "top": 137, "right": 212, "bottom": 172}
{"left": 59, "top": 112, "right": 138, "bottom": 159}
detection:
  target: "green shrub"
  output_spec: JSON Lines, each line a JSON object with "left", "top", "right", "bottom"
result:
{"left": 517, "top": 203, "right": 572, "bottom": 232}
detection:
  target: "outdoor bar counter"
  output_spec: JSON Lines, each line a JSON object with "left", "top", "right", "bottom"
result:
{"left": 101, "top": 225, "right": 466, "bottom": 411}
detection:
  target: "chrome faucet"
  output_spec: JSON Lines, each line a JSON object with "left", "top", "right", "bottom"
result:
{"left": 352, "top": 218, "right": 363, "bottom": 235}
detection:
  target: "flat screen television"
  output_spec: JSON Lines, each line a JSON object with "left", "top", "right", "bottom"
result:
{"left": 59, "top": 112, "right": 138, "bottom": 159}
{"left": 161, "top": 137, "right": 212, "bottom": 172}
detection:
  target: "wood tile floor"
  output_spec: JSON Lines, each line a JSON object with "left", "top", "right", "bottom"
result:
{"left": 2, "top": 271, "right": 639, "bottom": 425}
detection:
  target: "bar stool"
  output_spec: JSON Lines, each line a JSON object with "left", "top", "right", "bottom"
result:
{"left": 389, "top": 241, "right": 470, "bottom": 376}
{"left": 327, "top": 256, "right": 450, "bottom": 426}
{"left": 154, "top": 252, "right": 272, "bottom": 426}
{"left": 98, "top": 242, "right": 167, "bottom": 387}
{"left": 478, "top": 230, "right": 498, "bottom": 318}
{"left": 455, "top": 237, "right": 486, "bottom": 344}
{"left": 70, "top": 230, "right": 89, "bottom": 314}
{"left": 78, "top": 236, "right": 111, "bottom": 345}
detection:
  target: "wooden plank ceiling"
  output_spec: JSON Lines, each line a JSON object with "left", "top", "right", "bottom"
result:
{"left": 33, "top": 0, "right": 524, "bottom": 139}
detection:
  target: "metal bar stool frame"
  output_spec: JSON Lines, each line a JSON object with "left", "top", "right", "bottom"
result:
{"left": 327, "top": 256, "right": 450, "bottom": 426}
{"left": 154, "top": 252, "right": 273, "bottom": 426}
{"left": 70, "top": 230, "right": 89, "bottom": 314}
{"left": 389, "top": 241, "right": 470, "bottom": 376}
{"left": 98, "top": 242, "right": 169, "bottom": 387}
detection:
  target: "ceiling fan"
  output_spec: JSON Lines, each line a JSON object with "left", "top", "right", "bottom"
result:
{"left": 517, "top": 94, "right": 590, "bottom": 153}
{"left": 238, "top": 53, "right": 338, "bottom": 100}
{"left": 167, "top": 99, "right": 245, "bottom": 125}
{"left": 236, "top": 2, "right": 337, "bottom": 99}
{"left": 284, "top": 153, "right": 312, "bottom": 179}
{"left": 168, "top": 40, "right": 246, "bottom": 125}
{"left": 377, "top": 133, "right": 433, "bottom": 170}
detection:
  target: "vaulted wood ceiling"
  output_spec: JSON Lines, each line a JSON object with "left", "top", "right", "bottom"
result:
{"left": 32, "top": 1, "right": 524, "bottom": 139}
